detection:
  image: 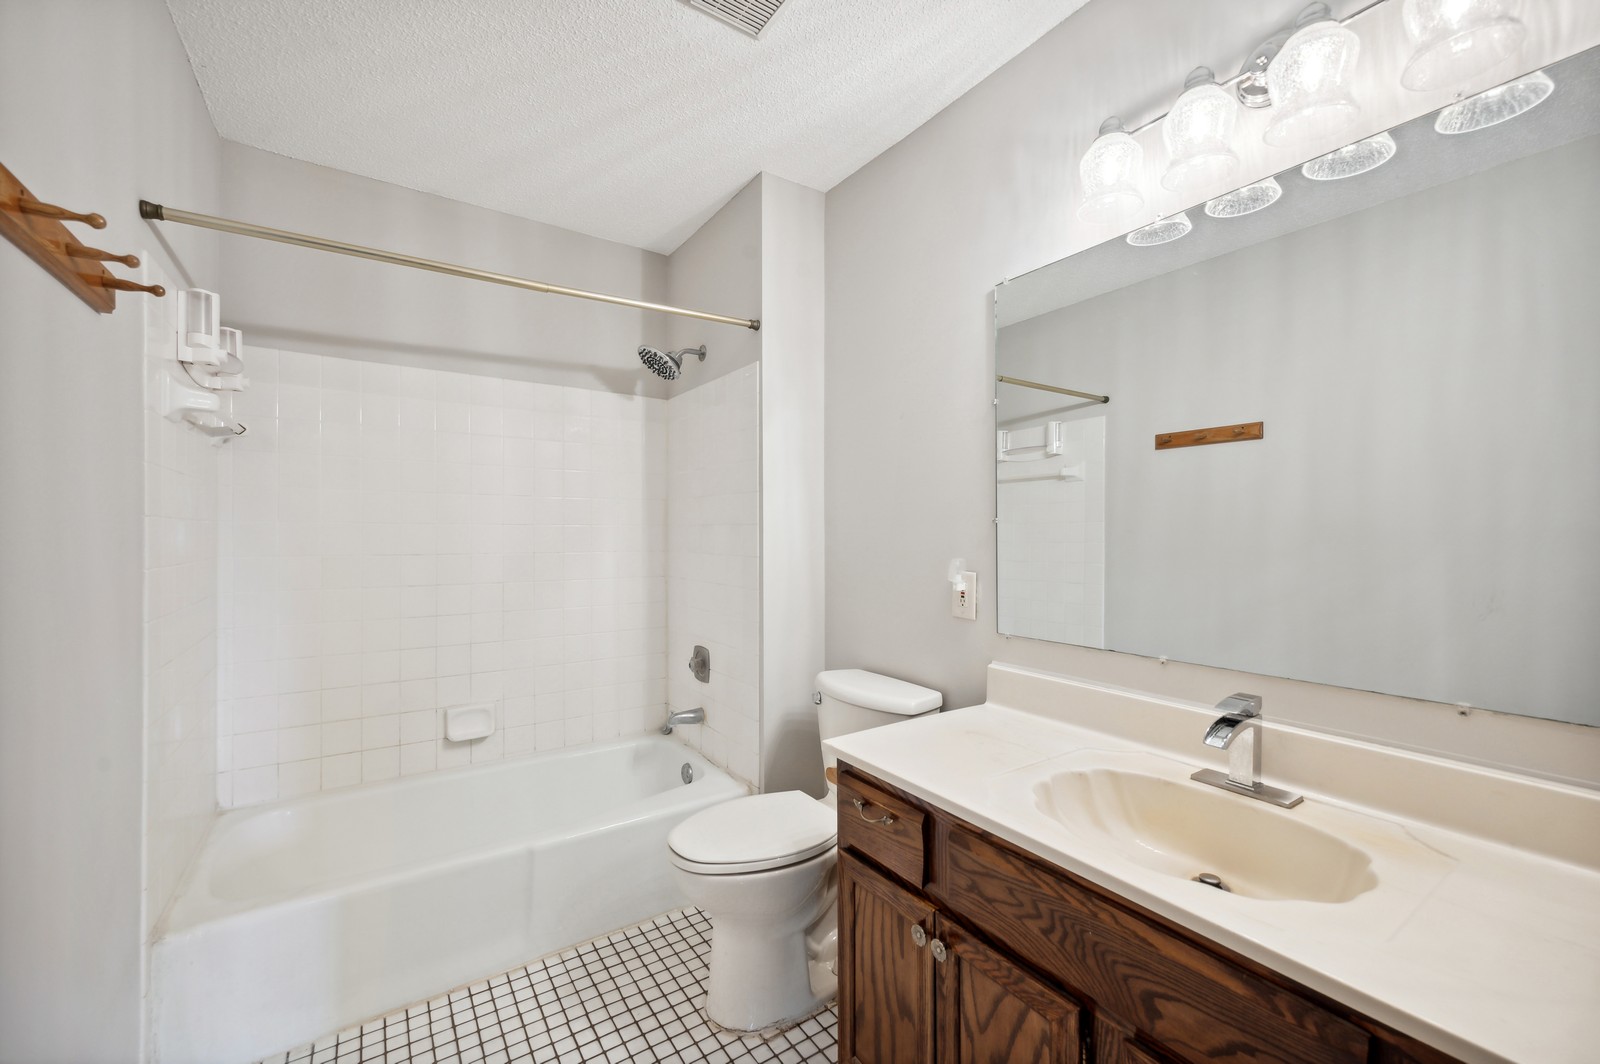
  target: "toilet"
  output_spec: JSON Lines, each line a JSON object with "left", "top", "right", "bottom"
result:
{"left": 667, "top": 669, "right": 941, "bottom": 1031}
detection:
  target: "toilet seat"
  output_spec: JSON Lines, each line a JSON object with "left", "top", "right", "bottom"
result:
{"left": 668, "top": 791, "right": 836, "bottom": 876}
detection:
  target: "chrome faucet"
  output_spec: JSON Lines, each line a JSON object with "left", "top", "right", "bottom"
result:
{"left": 661, "top": 707, "right": 705, "bottom": 735}
{"left": 1189, "top": 693, "right": 1302, "bottom": 808}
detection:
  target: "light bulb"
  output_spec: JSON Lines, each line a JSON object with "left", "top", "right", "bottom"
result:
{"left": 1401, "top": 0, "right": 1526, "bottom": 92}
{"left": 1302, "top": 132, "right": 1397, "bottom": 180}
{"left": 1077, "top": 117, "right": 1145, "bottom": 224}
{"left": 1162, "top": 67, "right": 1240, "bottom": 196}
{"left": 1205, "top": 178, "right": 1283, "bottom": 218}
{"left": 1434, "top": 70, "right": 1553, "bottom": 134}
{"left": 1126, "top": 212, "right": 1192, "bottom": 247}
{"left": 1264, "top": 17, "right": 1362, "bottom": 150}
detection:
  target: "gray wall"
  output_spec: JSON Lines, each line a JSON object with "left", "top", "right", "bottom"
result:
{"left": 667, "top": 177, "right": 763, "bottom": 383}
{"left": 0, "top": 2, "right": 221, "bottom": 1060}
{"left": 824, "top": 0, "right": 1600, "bottom": 783}
{"left": 999, "top": 135, "right": 1600, "bottom": 725}
{"left": 758, "top": 176, "right": 828, "bottom": 797}
{"left": 219, "top": 143, "right": 673, "bottom": 396}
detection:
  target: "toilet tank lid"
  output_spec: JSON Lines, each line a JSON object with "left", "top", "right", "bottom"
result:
{"left": 816, "top": 669, "right": 942, "bottom": 715}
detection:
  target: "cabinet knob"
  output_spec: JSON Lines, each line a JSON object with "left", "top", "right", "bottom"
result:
{"left": 910, "top": 924, "right": 927, "bottom": 949}
{"left": 930, "top": 938, "right": 948, "bottom": 963}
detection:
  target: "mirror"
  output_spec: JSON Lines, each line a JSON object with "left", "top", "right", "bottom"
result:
{"left": 995, "top": 47, "right": 1599, "bottom": 728}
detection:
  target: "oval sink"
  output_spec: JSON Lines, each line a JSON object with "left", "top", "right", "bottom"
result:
{"left": 1033, "top": 769, "right": 1378, "bottom": 903}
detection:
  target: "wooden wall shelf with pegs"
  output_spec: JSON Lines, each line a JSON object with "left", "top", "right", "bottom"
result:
{"left": 0, "top": 158, "right": 164, "bottom": 313}
{"left": 1154, "top": 421, "right": 1264, "bottom": 450}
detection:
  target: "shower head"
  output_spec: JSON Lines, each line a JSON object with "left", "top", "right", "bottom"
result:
{"left": 638, "top": 344, "right": 706, "bottom": 381}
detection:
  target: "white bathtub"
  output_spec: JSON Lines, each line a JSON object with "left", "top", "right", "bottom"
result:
{"left": 151, "top": 737, "right": 744, "bottom": 1064}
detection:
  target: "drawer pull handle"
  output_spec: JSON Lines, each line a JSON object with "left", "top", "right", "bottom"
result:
{"left": 910, "top": 924, "right": 928, "bottom": 948}
{"left": 930, "top": 938, "right": 948, "bottom": 963}
{"left": 851, "top": 798, "right": 896, "bottom": 826}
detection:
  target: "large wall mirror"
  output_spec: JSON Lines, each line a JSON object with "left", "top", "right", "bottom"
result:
{"left": 995, "top": 46, "right": 1599, "bottom": 728}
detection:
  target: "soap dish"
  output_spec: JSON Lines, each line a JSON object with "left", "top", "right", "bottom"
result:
{"left": 444, "top": 703, "right": 495, "bottom": 742}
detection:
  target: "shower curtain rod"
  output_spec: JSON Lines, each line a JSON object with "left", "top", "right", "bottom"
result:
{"left": 996, "top": 374, "right": 1110, "bottom": 404}
{"left": 138, "top": 201, "right": 761, "bottom": 331}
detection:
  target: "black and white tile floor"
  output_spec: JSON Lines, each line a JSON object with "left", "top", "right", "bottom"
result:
{"left": 254, "top": 909, "right": 839, "bottom": 1064}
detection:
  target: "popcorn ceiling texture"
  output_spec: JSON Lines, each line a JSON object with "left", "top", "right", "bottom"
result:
{"left": 163, "top": 0, "right": 1085, "bottom": 252}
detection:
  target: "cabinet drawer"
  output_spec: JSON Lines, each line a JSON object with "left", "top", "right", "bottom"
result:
{"left": 935, "top": 823, "right": 1369, "bottom": 1064}
{"left": 838, "top": 768, "right": 926, "bottom": 885}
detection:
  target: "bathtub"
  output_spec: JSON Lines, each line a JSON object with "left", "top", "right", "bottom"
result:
{"left": 151, "top": 737, "right": 744, "bottom": 1064}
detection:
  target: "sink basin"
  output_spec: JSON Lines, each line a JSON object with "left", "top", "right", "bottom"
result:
{"left": 1033, "top": 769, "right": 1378, "bottom": 903}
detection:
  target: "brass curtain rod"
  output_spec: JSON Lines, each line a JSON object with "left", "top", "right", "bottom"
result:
{"left": 996, "top": 374, "right": 1110, "bottom": 404}
{"left": 138, "top": 201, "right": 761, "bottom": 331}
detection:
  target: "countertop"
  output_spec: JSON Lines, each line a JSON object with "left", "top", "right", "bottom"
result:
{"left": 823, "top": 666, "right": 1600, "bottom": 1064}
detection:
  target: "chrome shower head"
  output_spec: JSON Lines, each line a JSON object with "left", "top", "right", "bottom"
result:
{"left": 637, "top": 344, "right": 706, "bottom": 381}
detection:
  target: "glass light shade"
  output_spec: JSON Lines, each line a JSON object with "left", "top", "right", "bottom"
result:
{"left": 1126, "top": 212, "right": 1192, "bottom": 247}
{"left": 1264, "top": 20, "right": 1362, "bottom": 149}
{"left": 1077, "top": 119, "right": 1145, "bottom": 224}
{"left": 1162, "top": 70, "right": 1240, "bottom": 195}
{"left": 1205, "top": 178, "right": 1283, "bottom": 218}
{"left": 1434, "top": 70, "right": 1553, "bottom": 133}
{"left": 1302, "top": 132, "right": 1397, "bottom": 180}
{"left": 1401, "top": 0, "right": 1526, "bottom": 92}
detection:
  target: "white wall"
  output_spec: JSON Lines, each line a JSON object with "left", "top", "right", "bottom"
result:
{"left": 824, "top": 0, "right": 1600, "bottom": 785}
{"left": 0, "top": 2, "right": 221, "bottom": 1060}
{"left": 142, "top": 280, "right": 221, "bottom": 936}
{"left": 218, "top": 143, "right": 673, "bottom": 397}
{"left": 667, "top": 178, "right": 763, "bottom": 384}
{"left": 757, "top": 176, "right": 828, "bottom": 797}
{"left": 214, "top": 349, "right": 666, "bottom": 806}
{"left": 664, "top": 366, "right": 763, "bottom": 784}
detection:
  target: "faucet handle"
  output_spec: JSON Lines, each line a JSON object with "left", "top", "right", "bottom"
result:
{"left": 1215, "top": 692, "right": 1262, "bottom": 718}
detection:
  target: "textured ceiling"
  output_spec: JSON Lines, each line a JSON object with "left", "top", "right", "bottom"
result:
{"left": 165, "top": 0, "right": 1087, "bottom": 252}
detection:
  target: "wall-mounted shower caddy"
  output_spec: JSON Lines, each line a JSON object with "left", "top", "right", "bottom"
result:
{"left": 154, "top": 287, "right": 251, "bottom": 441}
{"left": 0, "top": 159, "right": 164, "bottom": 312}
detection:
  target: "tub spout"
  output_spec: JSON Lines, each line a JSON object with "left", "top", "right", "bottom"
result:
{"left": 661, "top": 707, "right": 705, "bottom": 734}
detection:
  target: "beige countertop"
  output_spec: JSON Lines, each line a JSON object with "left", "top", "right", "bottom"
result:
{"left": 824, "top": 664, "right": 1600, "bottom": 1064}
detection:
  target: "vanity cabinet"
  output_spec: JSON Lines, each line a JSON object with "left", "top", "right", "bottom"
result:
{"left": 836, "top": 765, "right": 1468, "bottom": 1064}
{"left": 840, "top": 852, "right": 1083, "bottom": 1064}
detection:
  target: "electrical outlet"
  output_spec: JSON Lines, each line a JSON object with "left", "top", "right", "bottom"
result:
{"left": 951, "top": 570, "right": 978, "bottom": 620}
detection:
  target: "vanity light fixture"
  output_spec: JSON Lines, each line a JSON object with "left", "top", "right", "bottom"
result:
{"left": 1302, "top": 131, "right": 1398, "bottom": 179}
{"left": 1205, "top": 178, "right": 1283, "bottom": 218}
{"left": 1077, "top": 117, "right": 1145, "bottom": 224}
{"left": 1126, "top": 212, "right": 1192, "bottom": 247}
{"left": 1400, "top": 0, "right": 1526, "bottom": 92}
{"left": 1434, "top": 69, "right": 1553, "bottom": 133}
{"left": 1162, "top": 67, "right": 1240, "bottom": 196}
{"left": 1264, "top": 5, "right": 1363, "bottom": 149}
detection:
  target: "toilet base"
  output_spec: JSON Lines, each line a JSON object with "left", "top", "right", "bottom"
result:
{"left": 673, "top": 849, "right": 838, "bottom": 1033}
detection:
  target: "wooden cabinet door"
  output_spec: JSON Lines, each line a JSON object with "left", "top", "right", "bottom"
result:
{"left": 840, "top": 851, "right": 938, "bottom": 1064}
{"left": 1093, "top": 1014, "right": 1172, "bottom": 1064}
{"left": 934, "top": 919, "right": 1082, "bottom": 1064}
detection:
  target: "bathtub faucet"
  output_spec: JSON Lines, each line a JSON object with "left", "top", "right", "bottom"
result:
{"left": 661, "top": 707, "right": 705, "bottom": 734}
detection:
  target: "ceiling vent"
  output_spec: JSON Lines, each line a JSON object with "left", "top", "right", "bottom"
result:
{"left": 685, "top": 0, "right": 788, "bottom": 38}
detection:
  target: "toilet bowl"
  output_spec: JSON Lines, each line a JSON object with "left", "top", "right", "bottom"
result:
{"left": 668, "top": 669, "right": 941, "bottom": 1032}
{"left": 668, "top": 792, "right": 839, "bottom": 1031}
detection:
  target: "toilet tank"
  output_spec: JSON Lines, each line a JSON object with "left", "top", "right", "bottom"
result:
{"left": 816, "top": 669, "right": 942, "bottom": 779}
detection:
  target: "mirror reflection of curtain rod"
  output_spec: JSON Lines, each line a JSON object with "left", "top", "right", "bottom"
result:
{"left": 996, "top": 374, "right": 1110, "bottom": 404}
{"left": 137, "top": 201, "right": 761, "bottom": 331}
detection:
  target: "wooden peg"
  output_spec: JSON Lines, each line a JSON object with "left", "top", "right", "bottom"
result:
{"left": 93, "top": 275, "right": 165, "bottom": 297}
{"left": 64, "top": 243, "right": 139, "bottom": 268}
{"left": 16, "top": 198, "right": 106, "bottom": 229}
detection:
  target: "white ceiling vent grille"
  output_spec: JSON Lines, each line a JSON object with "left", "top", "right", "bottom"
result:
{"left": 685, "top": 0, "right": 788, "bottom": 37}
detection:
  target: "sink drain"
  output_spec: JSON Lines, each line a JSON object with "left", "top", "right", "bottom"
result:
{"left": 1193, "top": 872, "right": 1232, "bottom": 892}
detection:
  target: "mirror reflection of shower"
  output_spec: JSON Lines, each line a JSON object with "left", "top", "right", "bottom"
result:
{"left": 638, "top": 344, "right": 706, "bottom": 381}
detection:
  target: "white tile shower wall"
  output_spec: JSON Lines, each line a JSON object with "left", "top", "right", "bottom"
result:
{"left": 143, "top": 368, "right": 220, "bottom": 936}
{"left": 216, "top": 349, "right": 667, "bottom": 807}
{"left": 997, "top": 416, "right": 1105, "bottom": 648}
{"left": 664, "top": 365, "right": 761, "bottom": 787}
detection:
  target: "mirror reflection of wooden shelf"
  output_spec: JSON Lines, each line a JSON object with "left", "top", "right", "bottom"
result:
{"left": 1154, "top": 421, "right": 1263, "bottom": 450}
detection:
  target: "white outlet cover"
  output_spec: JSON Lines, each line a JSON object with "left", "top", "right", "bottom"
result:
{"left": 952, "top": 571, "right": 978, "bottom": 621}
